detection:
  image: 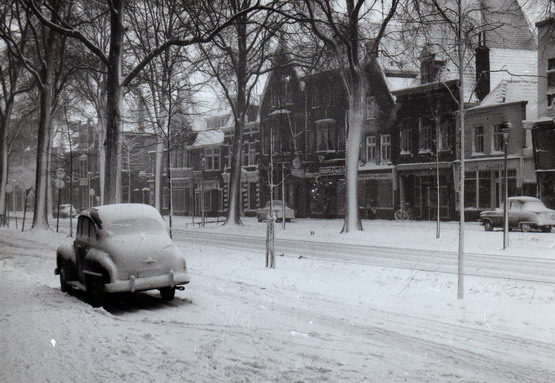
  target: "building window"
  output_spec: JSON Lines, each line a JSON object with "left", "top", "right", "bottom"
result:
{"left": 493, "top": 124, "right": 504, "bottom": 152}
{"left": 421, "top": 57, "right": 444, "bottom": 84}
{"left": 474, "top": 126, "right": 484, "bottom": 154}
{"left": 243, "top": 142, "right": 257, "bottom": 166}
{"left": 547, "top": 58, "right": 555, "bottom": 107}
{"left": 204, "top": 147, "right": 220, "bottom": 170}
{"left": 400, "top": 129, "right": 412, "bottom": 153}
{"left": 317, "top": 121, "right": 337, "bottom": 151}
{"left": 380, "top": 134, "right": 391, "bottom": 163}
{"left": 366, "top": 136, "right": 376, "bottom": 162}
{"left": 366, "top": 95, "right": 377, "bottom": 120}
{"left": 438, "top": 119, "right": 454, "bottom": 151}
{"left": 419, "top": 118, "right": 433, "bottom": 152}
{"left": 464, "top": 171, "right": 477, "bottom": 208}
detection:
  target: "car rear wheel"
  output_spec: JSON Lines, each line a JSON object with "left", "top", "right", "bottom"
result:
{"left": 520, "top": 223, "right": 532, "bottom": 232}
{"left": 257, "top": 215, "right": 263, "bottom": 222}
{"left": 59, "top": 263, "right": 70, "bottom": 293}
{"left": 483, "top": 221, "right": 493, "bottom": 231}
{"left": 86, "top": 275, "right": 105, "bottom": 308}
{"left": 541, "top": 226, "right": 552, "bottom": 233}
{"left": 159, "top": 287, "right": 175, "bottom": 301}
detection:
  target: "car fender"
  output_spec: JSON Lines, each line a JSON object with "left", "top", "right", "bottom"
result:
{"left": 85, "top": 248, "right": 117, "bottom": 283}
{"left": 56, "top": 243, "right": 76, "bottom": 266}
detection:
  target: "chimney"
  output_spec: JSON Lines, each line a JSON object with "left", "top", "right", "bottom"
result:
{"left": 475, "top": 31, "right": 490, "bottom": 101}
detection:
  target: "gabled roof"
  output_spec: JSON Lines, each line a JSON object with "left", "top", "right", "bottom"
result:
{"left": 469, "top": 79, "right": 538, "bottom": 119}
{"left": 189, "top": 129, "right": 224, "bottom": 148}
{"left": 478, "top": 0, "right": 537, "bottom": 50}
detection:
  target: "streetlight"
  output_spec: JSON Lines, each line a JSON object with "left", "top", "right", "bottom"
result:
{"left": 201, "top": 157, "right": 206, "bottom": 227}
{"left": 501, "top": 121, "right": 512, "bottom": 250}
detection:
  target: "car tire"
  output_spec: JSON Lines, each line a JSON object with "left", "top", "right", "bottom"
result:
{"left": 483, "top": 221, "right": 493, "bottom": 231}
{"left": 159, "top": 287, "right": 176, "bottom": 301}
{"left": 520, "top": 223, "right": 532, "bottom": 232}
{"left": 257, "top": 216, "right": 263, "bottom": 222}
{"left": 59, "top": 263, "right": 70, "bottom": 293}
{"left": 541, "top": 226, "right": 552, "bottom": 233}
{"left": 85, "top": 275, "right": 105, "bottom": 308}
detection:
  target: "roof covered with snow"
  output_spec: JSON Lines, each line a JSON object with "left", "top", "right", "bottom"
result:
{"left": 189, "top": 129, "right": 224, "bottom": 148}
{"left": 470, "top": 80, "right": 538, "bottom": 119}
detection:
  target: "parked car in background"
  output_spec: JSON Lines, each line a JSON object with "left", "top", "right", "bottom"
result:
{"left": 53, "top": 204, "right": 77, "bottom": 218}
{"left": 257, "top": 200, "right": 295, "bottom": 222}
{"left": 479, "top": 196, "right": 555, "bottom": 232}
{"left": 55, "top": 204, "right": 190, "bottom": 307}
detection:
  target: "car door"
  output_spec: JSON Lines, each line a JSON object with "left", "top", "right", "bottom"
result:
{"left": 508, "top": 201, "right": 523, "bottom": 227}
{"left": 75, "top": 217, "right": 91, "bottom": 282}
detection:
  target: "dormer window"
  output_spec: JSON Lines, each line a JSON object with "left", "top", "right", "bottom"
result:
{"left": 420, "top": 51, "right": 444, "bottom": 84}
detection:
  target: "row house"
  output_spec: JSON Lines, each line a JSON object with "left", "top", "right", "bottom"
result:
{"left": 259, "top": 50, "right": 412, "bottom": 219}
{"left": 166, "top": 108, "right": 260, "bottom": 217}
{"left": 392, "top": 0, "right": 538, "bottom": 220}
{"left": 464, "top": 80, "right": 537, "bottom": 218}
{"left": 532, "top": 17, "right": 555, "bottom": 209}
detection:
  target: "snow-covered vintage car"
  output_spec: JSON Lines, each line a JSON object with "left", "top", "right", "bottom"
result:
{"left": 55, "top": 204, "right": 190, "bottom": 307}
{"left": 256, "top": 200, "right": 295, "bottom": 222}
{"left": 479, "top": 196, "right": 555, "bottom": 232}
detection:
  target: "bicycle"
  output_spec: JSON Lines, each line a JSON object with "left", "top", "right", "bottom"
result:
{"left": 394, "top": 203, "right": 413, "bottom": 221}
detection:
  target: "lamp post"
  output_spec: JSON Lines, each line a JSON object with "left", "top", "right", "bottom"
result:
{"left": 501, "top": 122, "right": 512, "bottom": 250}
{"left": 201, "top": 157, "right": 206, "bottom": 227}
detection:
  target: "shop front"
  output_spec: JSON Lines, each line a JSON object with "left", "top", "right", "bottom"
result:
{"left": 308, "top": 164, "right": 345, "bottom": 218}
{"left": 358, "top": 166, "right": 396, "bottom": 219}
{"left": 397, "top": 162, "right": 455, "bottom": 220}
{"left": 463, "top": 157, "right": 527, "bottom": 212}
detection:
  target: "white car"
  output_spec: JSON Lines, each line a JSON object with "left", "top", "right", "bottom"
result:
{"left": 55, "top": 204, "right": 190, "bottom": 307}
{"left": 53, "top": 204, "right": 77, "bottom": 218}
{"left": 256, "top": 200, "right": 295, "bottom": 222}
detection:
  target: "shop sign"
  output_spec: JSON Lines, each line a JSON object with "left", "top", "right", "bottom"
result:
{"left": 203, "top": 180, "right": 220, "bottom": 190}
{"left": 466, "top": 158, "right": 518, "bottom": 171}
{"left": 319, "top": 166, "right": 344, "bottom": 176}
{"left": 358, "top": 171, "right": 392, "bottom": 180}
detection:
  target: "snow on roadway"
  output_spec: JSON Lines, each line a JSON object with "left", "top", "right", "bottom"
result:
{"left": 1, "top": 216, "right": 554, "bottom": 382}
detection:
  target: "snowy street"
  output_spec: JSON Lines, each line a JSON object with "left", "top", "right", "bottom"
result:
{"left": 1, "top": 217, "right": 555, "bottom": 382}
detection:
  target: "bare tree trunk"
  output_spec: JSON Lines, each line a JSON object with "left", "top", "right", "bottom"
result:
{"left": 225, "top": 10, "right": 248, "bottom": 226}
{"left": 343, "top": 82, "right": 364, "bottom": 233}
{"left": 103, "top": 0, "right": 124, "bottom": 205}
{"left": 0, "top": 112, "right": 11, "bottom": 218}
{"left": 32, "top": 25, "right": 58, "bottom": 230}
{"left": 227, "top": 117, "right": 245, "bottom": 224}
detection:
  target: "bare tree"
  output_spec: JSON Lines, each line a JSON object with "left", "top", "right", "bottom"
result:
{"left": 26, "top": 0, "right": 269, "bottom": 205}
{"left": 197, "top": 1, "right": 283, "bottom": 225}
{"left": 1, "top": 1, "right": 76, "bottom": 229}
{"left": 291, "top": 0, "right": 400, "bottom": 233}
{"left": 0, "top": 2, "right": 34, "bottom": 222}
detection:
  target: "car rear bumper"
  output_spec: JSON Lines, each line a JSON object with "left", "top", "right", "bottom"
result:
{"left": 104, "top": 271, "right": 190, "bottom": 293}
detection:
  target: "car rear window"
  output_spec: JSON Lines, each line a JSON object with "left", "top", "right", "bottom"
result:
{"left": 106, "top": 218, "right": 167, "bottom": 235}
{"left": 523, "top": 201, "right": 546, "bottom": 211}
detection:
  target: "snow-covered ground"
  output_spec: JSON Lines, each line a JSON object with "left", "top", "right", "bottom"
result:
{"left": 1, "top": 215, "right": 554, "bottom": 382}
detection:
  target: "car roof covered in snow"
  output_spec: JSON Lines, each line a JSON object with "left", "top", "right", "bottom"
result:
{"left": 87, "top": 204, "right": 164, "bottom": 230}
{"left": 508, "top": 196, "right": 541, "bottom": 202}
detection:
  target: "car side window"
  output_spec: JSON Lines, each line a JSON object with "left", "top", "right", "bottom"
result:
{"left": 510, "top": 201, "right": 522, "bottom": 211}
{"left": 79, "top": 217, "right": 89, "bottom": 240}
{"left": 88, "top": 220, "right": 97, "bottom": 240}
